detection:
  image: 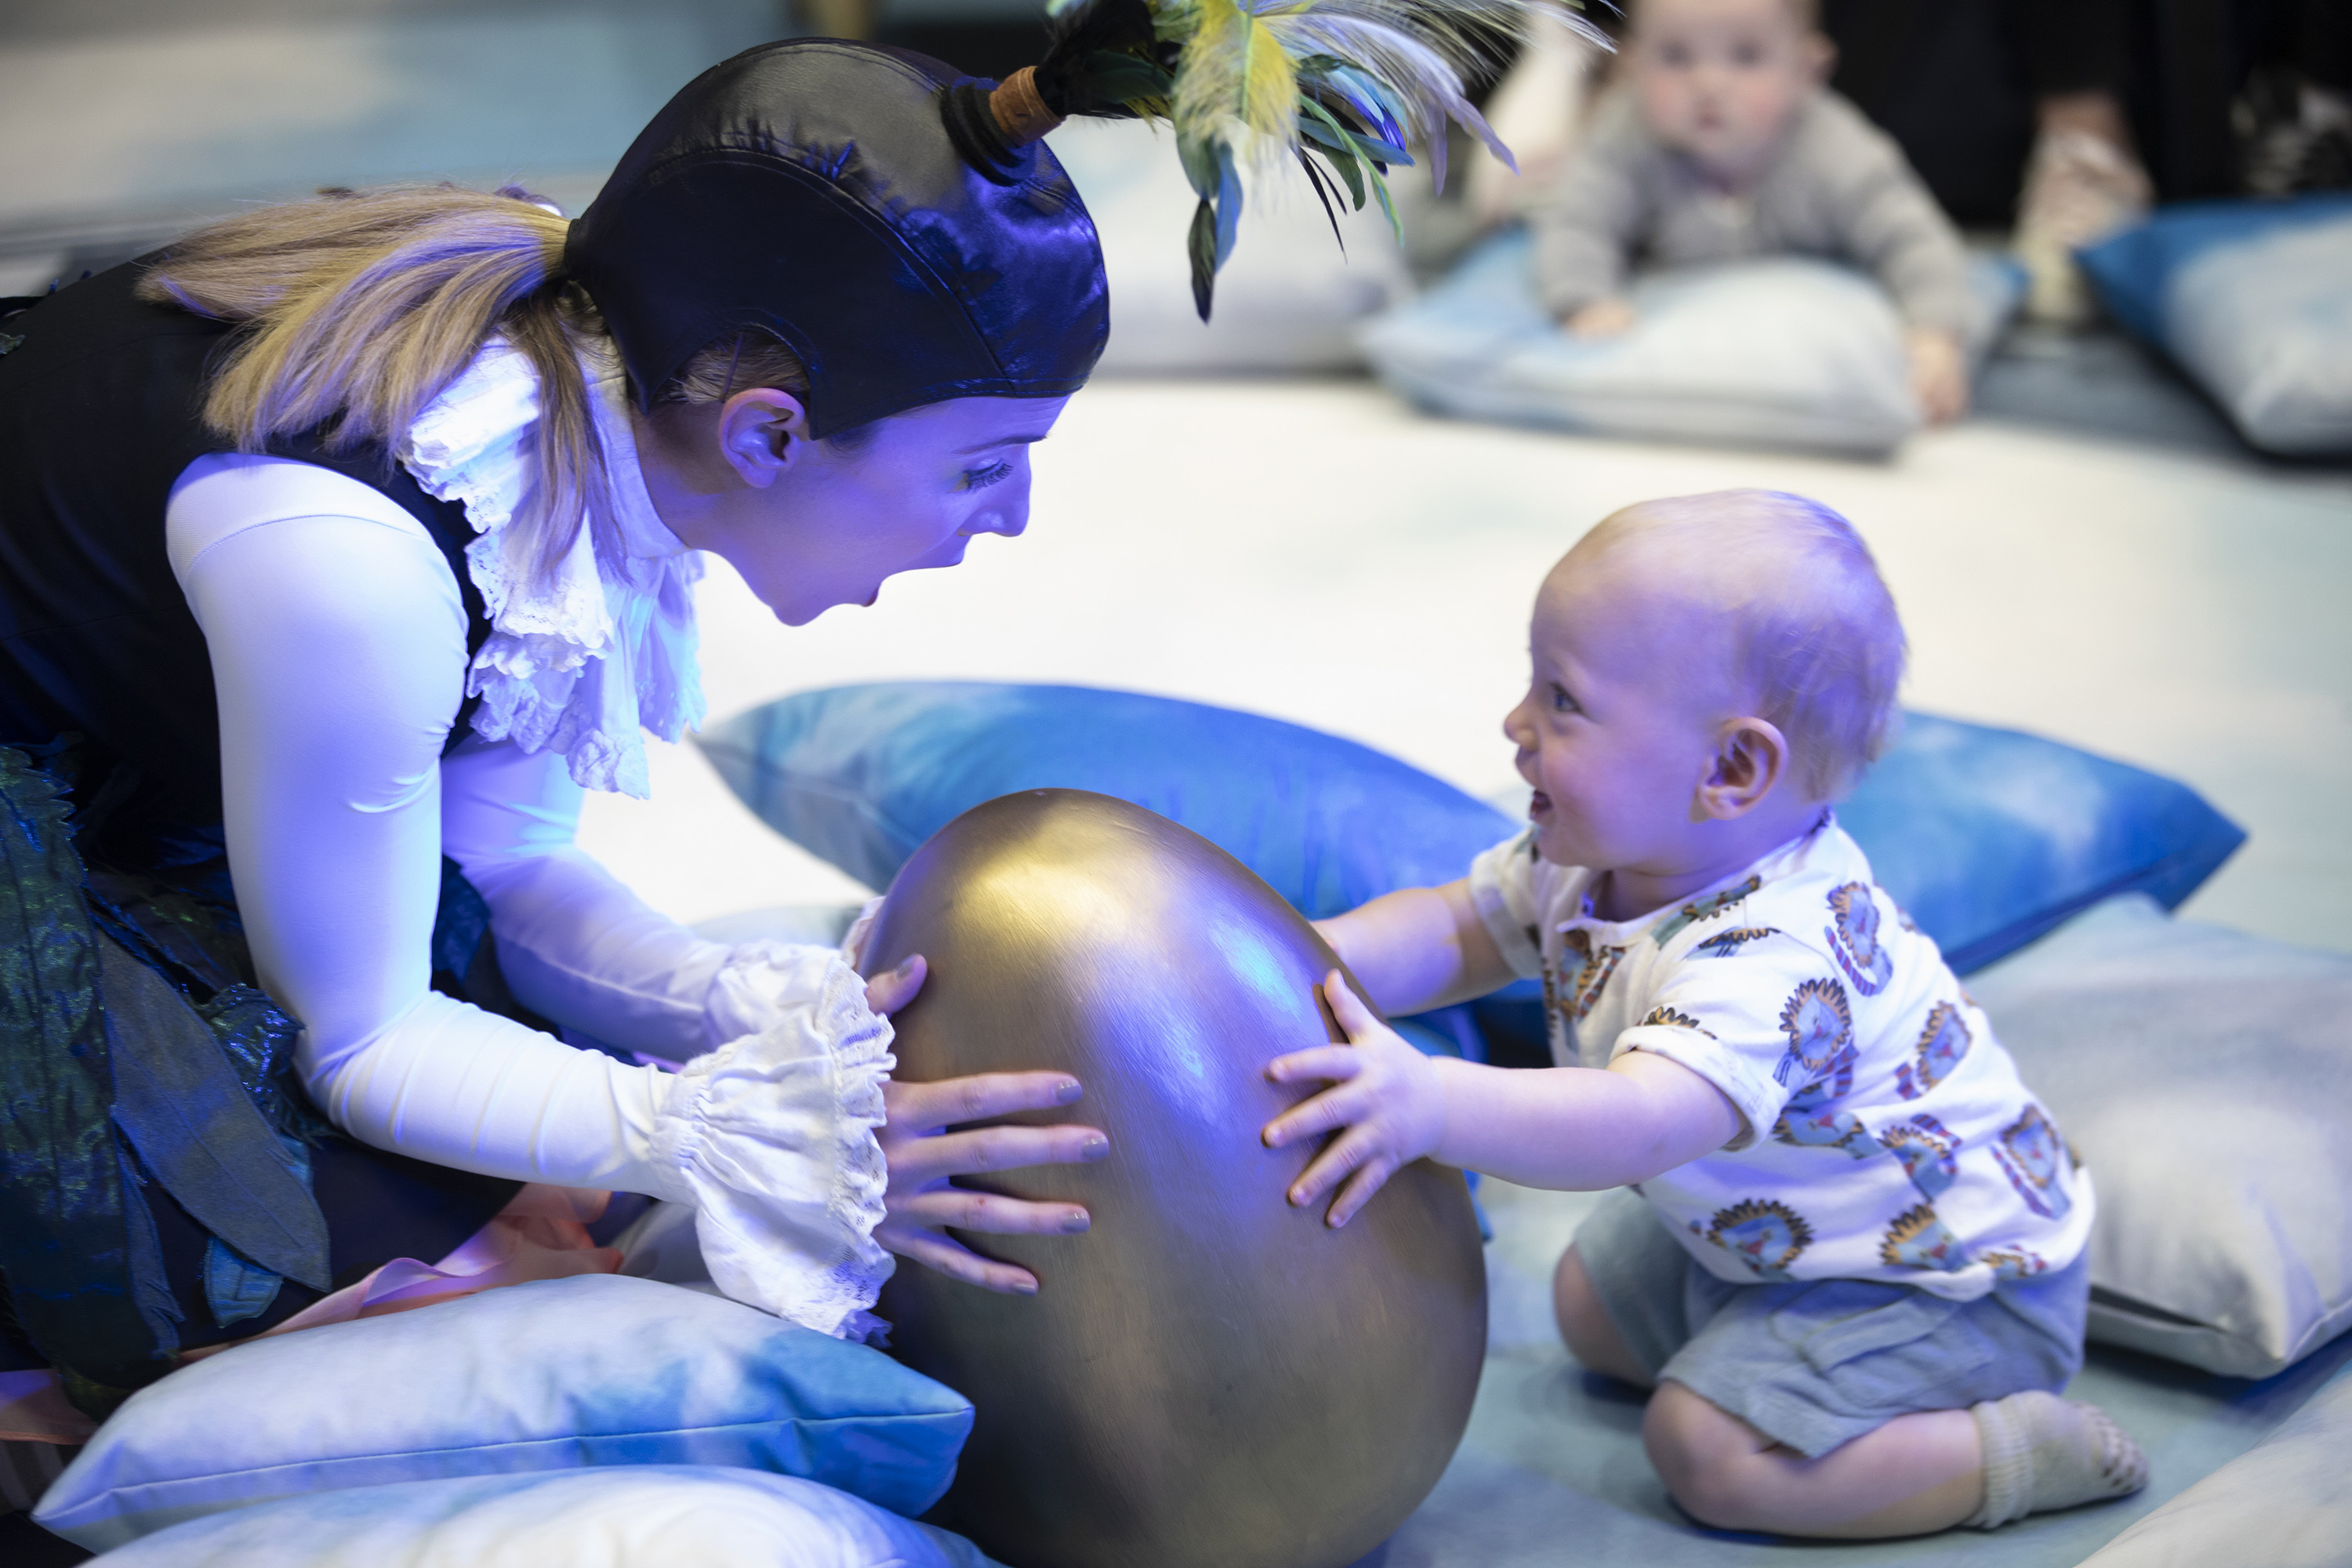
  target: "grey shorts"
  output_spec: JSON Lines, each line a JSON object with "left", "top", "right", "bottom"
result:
{"left": 1575, "top": 1187, "right": 2088, "bottom": 1458}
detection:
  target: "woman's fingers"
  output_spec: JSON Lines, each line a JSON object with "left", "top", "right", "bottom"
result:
{"left": 889, "top": 1120, "right": 1109, "bottom": 1187}
{"left": 884, "top": 1069, "right": 1087, "bottom": 1137}
{"left": 863, "top": 953, "right": 927, "bottom": 1016}
{"left": 885, "top": 1229, "right": 1043, "bottom": 1297}
{"left": 899, "top": 1186, "right": 1091, "bottom": 1236}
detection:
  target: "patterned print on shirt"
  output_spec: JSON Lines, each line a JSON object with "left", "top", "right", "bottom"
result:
{"left": 1651, "top": 876, "right": 1763, "bottom": 947}
{"left": 1880, "top": 1201, "right": 1969, "bottom": 1272}
{"left": 1825, "top": 883, "right": 1894, "bottom": 996}
{"left": 1773, "top": 977, "right": 1853, "bottom": 1087}
{"left": 1693, "top": 926, "right": 1781, "bottom": 958}
{"left": 1637, "top": 1005, "right": 1716, "bottom": 1037}
{"left": 1991, "top": 1105, "right": 2073, "bottom": 1221}
{"left": 1697, "top": 1198, "right": 1813, "bottom": 1282}
{"left": 1784, "top": 1042, "right": 1860, "bottom": 1112}
{"left": 1878, "top": 1114, "right": 1961, "bottom": 1199}
{"left": 1896, "top": 1002, "right": 1973, "bottom": 1100}
{"left": 1979, "top": 1247, "right": 2049, "bottom": 1282}
{"left": 1552, "top": 927, "right": 1626, "bottom": 1023}
{"left": 1773, "top": 1102, "right": 1877, "bottom": 1159}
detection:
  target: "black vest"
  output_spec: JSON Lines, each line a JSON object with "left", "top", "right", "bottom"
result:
{"left": 0, "top": 260, "right": 493, "bottom": 865}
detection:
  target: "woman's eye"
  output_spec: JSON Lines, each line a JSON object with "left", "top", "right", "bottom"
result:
{"left": 960, "top": 459, "right": 1014, "bottom": 492}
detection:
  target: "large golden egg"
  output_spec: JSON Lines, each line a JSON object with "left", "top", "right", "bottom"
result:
{"left": 862, "top": 789, "right": 1487, "bottom": 1568}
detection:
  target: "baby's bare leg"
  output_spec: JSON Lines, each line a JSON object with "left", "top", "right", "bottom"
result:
{"left": 1552, "top": 1245, "right": 1654, "bottom": 1388}
{"left": 1642, "top": 1382, "right": 1982, "bottom": 1539}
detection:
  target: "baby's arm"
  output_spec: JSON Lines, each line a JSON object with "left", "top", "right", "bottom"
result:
{"left": 1831, "top": 114, "right": 1976, "bottom": 421}
{"left": 1533, "top": 94, "right": 1649, "bottom": 331}
{"left": 1315, "top": 878, "right": 1517, "bottom": 1016}
{"left": 1262, "top": 974, "right": 1742, "bottom": 1225}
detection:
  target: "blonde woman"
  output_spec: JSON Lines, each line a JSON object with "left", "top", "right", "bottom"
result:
{"left": 0, "top": 42, "right": 1115, "bottom": 1414}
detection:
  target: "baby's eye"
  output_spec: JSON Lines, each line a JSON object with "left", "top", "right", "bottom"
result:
{"left": 1659, "top": 42, "right": 1691, "bottom": 67}
{"left": 1551, "top": 684, "right": 1581, "bottom": 713}
{"left": 960, "top": 459, "right": 1014, "bottom": 492}
{"left": 1732, "top": 41, "right": 1764, "bottom": 65}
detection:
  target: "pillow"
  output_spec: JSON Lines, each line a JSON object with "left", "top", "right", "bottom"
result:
{"left": 1969, "top": 894, "right": 2352, "bottom": 1378}
{"left": 1835, "top": 713, "right": 2245, "bottom": 974}
{"left": 702, "top": 687, "right": 2241, "bottom": 982}
{"left": 1046, "top": 117, "right": 1410, "bottom": 375}
{"left": 1357, "top": 230, "right": 2021, "bottom": 456}
{"left": 34, "top": 1274, "right": 972, "bottom": 1552}
{"left": 2074, "top": 1364, "right": 2352, "bottom": 1567}
{"left": 696, "top": 682, "right": 1516, "bottom": 923}
{"left": 2078, "top": 195, "right": 2352, "bottom": 456}
{"left": 85, "top": 1466, "right": 1006, "bottom": 1568}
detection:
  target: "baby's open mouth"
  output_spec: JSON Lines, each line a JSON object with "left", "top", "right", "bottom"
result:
{"left": 1529, "top": 790, "right": 1552, "bottom": 818}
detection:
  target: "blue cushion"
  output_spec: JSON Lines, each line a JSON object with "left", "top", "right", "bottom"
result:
{"left": 699, "top": 682, "right": 1517, "bottom": 922}
{"left": 1840, "top": 713, "right": 2244, "bottom": 973}
{"left": 35, "top": 1274, "right": 973, "bottom": 1553}
{"left": 2078, "top": 196, "right": 2352, "bottom": 454}
{"left": 702, "top": 684, "right": 2243, "bottom": 986}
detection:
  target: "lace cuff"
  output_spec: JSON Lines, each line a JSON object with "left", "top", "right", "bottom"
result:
{"left": 649, "top": 946, "right": 895, "bottom": 1339}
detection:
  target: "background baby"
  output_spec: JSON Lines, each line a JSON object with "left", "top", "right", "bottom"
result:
{"left": 1260, "top": 490, "right": 2146, "bottom": 1539}
{"left": 1536, "top": 0, "right": 1977, "bottom": 422}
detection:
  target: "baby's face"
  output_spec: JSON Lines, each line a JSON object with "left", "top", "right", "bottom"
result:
{"left": 1629, "top": 0, "right": 1821, "bottom": 174}
{"left": 1502, "top": 545, "right": 1731, "bottom": 875}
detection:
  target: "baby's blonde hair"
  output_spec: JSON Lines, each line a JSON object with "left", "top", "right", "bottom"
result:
{"left": 1588, "top": 489, "right": 1905, "bottom": 800}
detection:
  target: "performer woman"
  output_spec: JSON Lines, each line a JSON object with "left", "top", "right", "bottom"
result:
{"left": 0, "top": 5, "right": 1546, "bottom": 1416}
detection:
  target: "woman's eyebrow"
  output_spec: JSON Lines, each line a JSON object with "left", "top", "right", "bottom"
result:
{"left": 955, "top": 432, "right": 1052, "bottom": 454}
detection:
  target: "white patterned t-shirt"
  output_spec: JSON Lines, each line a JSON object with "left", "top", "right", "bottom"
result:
{"left": 1467, "top": 815, "right": 2092, "bottom": 1301}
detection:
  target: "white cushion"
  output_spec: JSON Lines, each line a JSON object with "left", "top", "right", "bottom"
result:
{"left": 1969, "top": 895, "right": 2352, "bottom": 1377}
{"left": 1361, "top": 230, "right": 2020, "bottom": 456}
{"left": 36, "top": 1274, "right": 971, "bottom": 1552}
{"left": 2168, "top": 219, "right": 2352, "bottom": 456}
{"left": 84, "top": 1466, "right": 1003, "bottom": 1567}
{"left": 1047, "top": 117, "right": 1411, "bottom": 374}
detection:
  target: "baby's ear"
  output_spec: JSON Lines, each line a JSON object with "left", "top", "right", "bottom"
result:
{"left": 1805, "top": 31, "right": 1838, "bottom": 86}
{"left": 1695, "top": 717, "right": 1791, "bottom": 821}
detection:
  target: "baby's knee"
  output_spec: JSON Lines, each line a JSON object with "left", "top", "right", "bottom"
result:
{"left": 1642, "top": 1383, "right": 1779, "bottom": 1530}
{"left": 1552, "top": 1246, "right": 1652, "bottom": 1386}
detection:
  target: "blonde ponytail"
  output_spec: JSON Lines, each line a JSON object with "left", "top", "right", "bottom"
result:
{"left": 139, "top": 186, "right": 603, "bottom": 586}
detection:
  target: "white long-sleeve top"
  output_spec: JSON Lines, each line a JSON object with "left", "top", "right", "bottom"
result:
{"left": 158, "top": 345, "right": 894, "bottom": 1339}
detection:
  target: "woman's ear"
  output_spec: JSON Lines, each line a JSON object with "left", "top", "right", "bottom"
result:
{"left": 715, "top": 387, "right": 812, "bottom": 489}
{"left": 1693, "top": 717, "right": 1791, "bottom": 822}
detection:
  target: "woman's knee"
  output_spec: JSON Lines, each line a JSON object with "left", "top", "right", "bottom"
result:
{"left": 1552, "top": 1244, "right": 1652, "bottom": 1386}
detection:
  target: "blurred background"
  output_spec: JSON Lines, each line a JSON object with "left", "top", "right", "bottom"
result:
{"left": 2, "top": 0, "right": 2346, "bottom": 954}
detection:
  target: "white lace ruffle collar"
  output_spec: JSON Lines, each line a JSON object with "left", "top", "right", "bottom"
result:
{"left": 398, "top": 338, "right": 704, "bottom": 797}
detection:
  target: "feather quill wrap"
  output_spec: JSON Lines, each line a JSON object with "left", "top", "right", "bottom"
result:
{"left": 1040, "top": 0, "right": 1607, "bottom": 318}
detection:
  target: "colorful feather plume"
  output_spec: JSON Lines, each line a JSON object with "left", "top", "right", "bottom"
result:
{"left": 1039, "top": 0, "right": 1608, "bottom": 318}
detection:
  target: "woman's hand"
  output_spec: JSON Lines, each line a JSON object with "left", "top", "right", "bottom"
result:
{"left": 864, "top": 956, "right": 1109, "bottom": 1295}
{"left": 1260, "top": 971, "right": 1448, "bottom": 1229}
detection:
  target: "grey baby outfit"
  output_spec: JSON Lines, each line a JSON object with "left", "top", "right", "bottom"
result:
{"left": 1534, "top": 85, "right": 1976, "bottom": 333}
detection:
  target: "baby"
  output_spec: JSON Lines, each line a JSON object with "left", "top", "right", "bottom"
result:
{"left": 1261, "top": 491, "right": 2147, "bottom": 1539}
{"left": 1536, "top": 0, "right": 1976, "bottom": 423}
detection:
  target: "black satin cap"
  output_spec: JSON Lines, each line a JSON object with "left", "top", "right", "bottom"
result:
{"left": 565, "top": 40, "right": 1108, "bottom": 436}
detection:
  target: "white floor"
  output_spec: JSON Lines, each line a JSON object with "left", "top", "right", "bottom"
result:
{"left": 577, "top": 379, "right": 2352, "bottom": 956}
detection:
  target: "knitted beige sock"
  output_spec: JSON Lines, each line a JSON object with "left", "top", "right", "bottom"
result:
{"left": 1966, "top": 1390, "right": 2150, "bottom": 1530}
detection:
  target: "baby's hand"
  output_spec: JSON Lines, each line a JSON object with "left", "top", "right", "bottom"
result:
{"left": 1565, "top": 296, "right": 1638, "bottom": 337}
{"left": 1906, "top": 327, "right": 1970, "bottom": 424}
{"left": 1260, "top": 971, "right": 1446, "bottom": 1228}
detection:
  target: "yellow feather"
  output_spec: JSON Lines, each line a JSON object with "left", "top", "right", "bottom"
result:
{"left": 1173, "top": 0, "right": 1299, "bottom": 164}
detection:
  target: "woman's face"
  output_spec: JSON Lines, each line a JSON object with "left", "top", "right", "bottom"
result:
{"left": 638, "top": 391, "right": 1072, "bottom": 626}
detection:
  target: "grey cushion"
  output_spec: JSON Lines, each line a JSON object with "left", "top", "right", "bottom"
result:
{"left": 1969, "top": 896, "right": 2352, "bottom": 1377}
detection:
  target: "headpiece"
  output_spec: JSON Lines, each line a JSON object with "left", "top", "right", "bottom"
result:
{"left": 566, "top": 42, "right": 1109, "bottom": 434}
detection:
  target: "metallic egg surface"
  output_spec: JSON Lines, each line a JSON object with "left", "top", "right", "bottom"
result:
{"left": 862, "top": 789, "right": 1487, "bottom": 1568}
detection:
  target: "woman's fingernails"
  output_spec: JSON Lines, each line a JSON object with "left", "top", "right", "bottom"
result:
{"left": 1062, "top": 1210, "right": 1090, "bottom": 1233}
{"left": 1054, "top": 1078, "right": 1083, "bottom": 1105}
{"left": 1080, "top": 1134, "right": 1110, "bottom": 1160}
